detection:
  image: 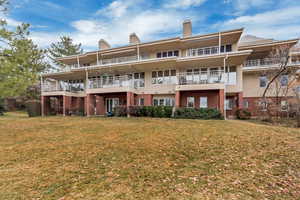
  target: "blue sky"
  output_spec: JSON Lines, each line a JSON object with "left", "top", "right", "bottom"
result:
{"left": 4, "top": 0, "right": 300, "bottom": 51}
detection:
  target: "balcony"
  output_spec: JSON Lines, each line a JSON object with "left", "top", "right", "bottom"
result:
{"left": 87, "top": 75, "right": 145, "bottom": 93}
{"left": 177, "top": 70, "right": 224, "bottom": 85}
{"left": 244, "top": 58, "right": 300, "bottom": 70}
{"left": 176, "top": 70, "right": 225, "bottom": 91}
{"left": 42, "top": 80, "right": 85, "bottom": 94}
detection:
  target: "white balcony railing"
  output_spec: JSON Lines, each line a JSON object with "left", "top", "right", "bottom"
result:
{"left": 177, "top": 70, "right": 225, "bottom": 85}
{"left": 42, "top": 81, "right": 84, "bottom": 93}
{"left": 187, "top": 46, "right": 219, "bottom": 57}
{"left": 88, "top": 75, "right": 145, "bottom": 89}
{"left": 244, "top": 58, "right": 281, "bottom": 67}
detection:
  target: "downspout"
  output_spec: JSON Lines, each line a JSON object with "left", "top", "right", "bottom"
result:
{"left": 223, "top": 55, "right": 228, "bottom": 120}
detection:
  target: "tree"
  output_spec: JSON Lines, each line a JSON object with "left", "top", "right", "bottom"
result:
{"left": 48, "top": 36, "right": 83, "bottom": 69}
{"left": 0, "top": 23, "right": 49, "bottom": 98}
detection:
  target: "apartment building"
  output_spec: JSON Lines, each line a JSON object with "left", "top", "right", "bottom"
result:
{"left": 41, "top": 20, "right": 300, "bottom": 117}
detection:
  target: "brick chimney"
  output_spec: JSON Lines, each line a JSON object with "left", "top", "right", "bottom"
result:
{"left": 183, "top": 20, "right": 192, "bottom": 38}
{"left": 129, "top": 33, "right": 141, "bottom": 45}
{"left": 98, "top": 39, "right": 111, "bottom": 50}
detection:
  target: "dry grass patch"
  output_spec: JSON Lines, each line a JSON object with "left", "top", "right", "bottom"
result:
{"left": 0, "top": 112, "right": 299, "bottom": 199}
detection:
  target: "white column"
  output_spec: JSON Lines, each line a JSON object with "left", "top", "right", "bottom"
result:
{"left": 96, "top": 52, "right": 99, "bottom": 65}
{"left": 223, "top": 56, "right": 227, "bottom": 120}
{"left": 40, "top": 76, "right": 43, "bottom": 93}
{"left": 85, "top": 69, "right": 89, "bottom": 90}
{"left": 77, "top": 56, "right": 80, "bottom": 68}
{"left": 137, "top": 44, "right": 140, "bottom": 61}
{"left": 219, "top": 32, "right": 221, "bottom": 54}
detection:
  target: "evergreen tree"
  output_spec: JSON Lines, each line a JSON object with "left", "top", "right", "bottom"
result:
{"left": 48, "top": 36, "right": 83, "bottom": 68}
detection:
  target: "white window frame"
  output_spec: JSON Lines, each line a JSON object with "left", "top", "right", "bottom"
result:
{"left": 199, "top": 97, "right": 208, "bottom": 108}
{"left": 225, "top": 99, "right": 234, "bottom": 110}
{"left": 259, "top": 75, "right": 268, "bottom": 88}
{"left": 153, "top": 97, "right": 175, "bottom": 106}
{"left": 152, "top": 69, "right": 176, "bottom": 85}
{"left": 281, "top": 100, "right": 288, "bottom": 111}
{"left": 187, "top": 97, "right": 195, "bottom": 108}
{"left": 243, "top": 100, "right": 249, "bottom": 109}
{"left": 138, "top": 98, "right": 144, "bottom": 106}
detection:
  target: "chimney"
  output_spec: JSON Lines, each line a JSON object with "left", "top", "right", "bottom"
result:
{"left": 183, "top": 20, "right": 192, "bottom": 38}
{"left": 129, "top": 33, "right": 141, "bottom": 45}
{"left": 98, "top": 39, "right": 111, "bottom": 50}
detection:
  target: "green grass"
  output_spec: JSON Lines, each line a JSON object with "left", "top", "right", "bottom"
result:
{"left": 0, "top": 112, "right": 300, "bottom": 199}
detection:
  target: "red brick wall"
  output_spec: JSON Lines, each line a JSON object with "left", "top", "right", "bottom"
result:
{"left": 180, "top": 90, "right": 220, "bottom": 109}
{"left": 134, "top": 94, "right": 152, "bottom": 106}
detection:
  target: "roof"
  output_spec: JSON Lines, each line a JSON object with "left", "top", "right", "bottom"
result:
{"left": 239, "top": 34, "right": 276, "bottom": 46}
{"left": 57, "top": 28, "right": 244, "bottom": 61}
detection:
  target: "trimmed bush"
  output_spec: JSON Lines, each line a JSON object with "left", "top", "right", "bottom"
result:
{"left": 26, "top": 100, "right": 41, "bottom": 117}
{"left": 236, "top": 109, "right": 251, "bottom": 120}
{"left": 0, "top": 98, "right": 5, "bottom": 116}
{"left": 113, "top": 106, "right": 127, "bottom": 117}
{"left": 127, "top": 106, "right": 173, "bottom": 118}
{"left": 174, "top": 108, "right": 223, "bottom": 119}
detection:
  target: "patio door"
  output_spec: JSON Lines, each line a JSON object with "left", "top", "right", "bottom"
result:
{"left": 106, "top": 98, "right": 119, "bottom": 113}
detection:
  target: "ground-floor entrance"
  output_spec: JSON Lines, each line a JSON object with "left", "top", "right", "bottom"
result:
{"left": 106, "top": 98, "right": 119, "bottom": 113}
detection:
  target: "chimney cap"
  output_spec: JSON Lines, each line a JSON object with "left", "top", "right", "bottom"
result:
{"left": 183, "top": 19, "right": 191, "bottom": 23}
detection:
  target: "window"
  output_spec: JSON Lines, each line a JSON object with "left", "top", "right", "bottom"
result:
{"left": 243, "top": 100, "right": 249, "bottom": 109}
{"left": 259, "top": 75, "right": 268, "bottom": 87}
{"left": 187, "top": 97, "right": 195, "bottom": 108}
{"left": 225, "top": 66, "right": 237, "bottom": 85}
{"left": 226, "top": 44, "right": 232, "bottom": 52}
{"left": 174, "top": 50, "right": 179, "bottom": 57}
{"left": 200, "top": 97, "right": 208, "bottom": 108}
{"left": 281, "top": 100, "right": 288, "bottom": 111}
{"left": 152, "top": 69, "right": 176, "bottom": 85}
{"left": 139, "top": 98, "right": 144, "bottom": 106}
{"left": 280, "top": 75, "right": 288, "bottom": 86}
{"left": 259, "top": 101, "right": 267, "bottom": 111}
{"left": 156, "top": 50, "right": 179, "bottom": 58}
{"left": 225, "top": 99, "right": 234, "bottom": 110}
{"left": 153, "top": 97, "right": 175, "bottom": 106}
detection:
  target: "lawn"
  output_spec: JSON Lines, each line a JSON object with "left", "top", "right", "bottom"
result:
{"left": 0, "top": 112, "right": 299, "bottom": 200}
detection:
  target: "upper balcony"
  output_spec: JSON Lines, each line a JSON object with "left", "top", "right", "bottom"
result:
{"left": 243, "top": 57, "right": 300, "bottom": 71}
{"left": 41, "top": 79, "right": 85, "bottom": 96}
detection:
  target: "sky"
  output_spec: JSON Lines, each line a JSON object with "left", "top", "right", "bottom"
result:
{"left": 3, "top": 0, "right": 300, "bottom": 52}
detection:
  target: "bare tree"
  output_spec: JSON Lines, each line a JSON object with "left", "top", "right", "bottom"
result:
{"left": 258, "top": 44, "right": 296, "bottom": 121}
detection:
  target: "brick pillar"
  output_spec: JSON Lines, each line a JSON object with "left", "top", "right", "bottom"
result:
{"left": 127, "top": 92, "right": 135, "bottom": 117}
{"left": 175, "top": 91, "right": 180, "bottom": 107}
{"left": 127, "top": 92, "right": 135, "bottom": 107}
{"left": 63, "top": 96, "right": 71, "bottom": 116}
{"left": 86, "top": 94, "right": 92, "bottom": 117}
{"left": 237, "top": 92, "right": 243, "bottom": 109}
{"left": 144, "top": 94, "right": 153, "bottom": 106}
{"left": 95, "top": 95, "right": 105, "bottom": 115}
{"left": 41, "top": 96, "right": 50, "bottom": 116}
{"left": 219, "top": 89, "right": 225, "bottom": 115}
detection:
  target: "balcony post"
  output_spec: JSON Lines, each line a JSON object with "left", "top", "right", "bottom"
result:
{"left": 96, "top": 51, "right": 99, "bottom": 65}
{"left": 137, "top": 44, "right": 140, "bottom": 61}
{"left": 218, "top": 32, "right": 221, "bottom": 54}
{"left": 77, "top": 55, "right": 80, "bottom": 68}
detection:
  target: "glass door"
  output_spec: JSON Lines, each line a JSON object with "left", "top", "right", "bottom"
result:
{"left": 106, "top": 98, "right": 119, "bottom": 113}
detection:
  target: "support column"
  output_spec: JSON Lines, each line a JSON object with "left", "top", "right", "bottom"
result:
{"left": 86, "top": 94, "right": 92, "bottom": 117}
{"left": 127, "top": 92, "right": 135, "bottom": 107}
{"left": 237, "top": 92, "right": 243, "bottom": 109}
{"left": 127, "top": 92, "right": 135, "bottom": 117}
{"left": 175, "top": 91, "right": 181, "bottom": 107}
{"left": 219, "top": 89, "right": 225, "bottom": 115}
{"left": 41, "top": 96, "right": 50, "bottom": 116}
{"left": 63, "top": 96, "right": 71, "bottom": 116}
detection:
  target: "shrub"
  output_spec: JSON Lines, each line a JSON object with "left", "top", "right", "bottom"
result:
{"left": 26, "top": 100, "right": 41, "bottom": 117}
{"left": 127, "top": 106, "right": 173, "bottom": 118}
{"left": 113, "top": 106, "right": 127, "bottom": 117}
{"left": 0, "top": 98, "right": 5, "bottom": 116}
{"left": 174, "top": 108, "right": 223, "bottom": 119}
{"left": 236, "top": 109, "right": 251, "bottom": 120}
